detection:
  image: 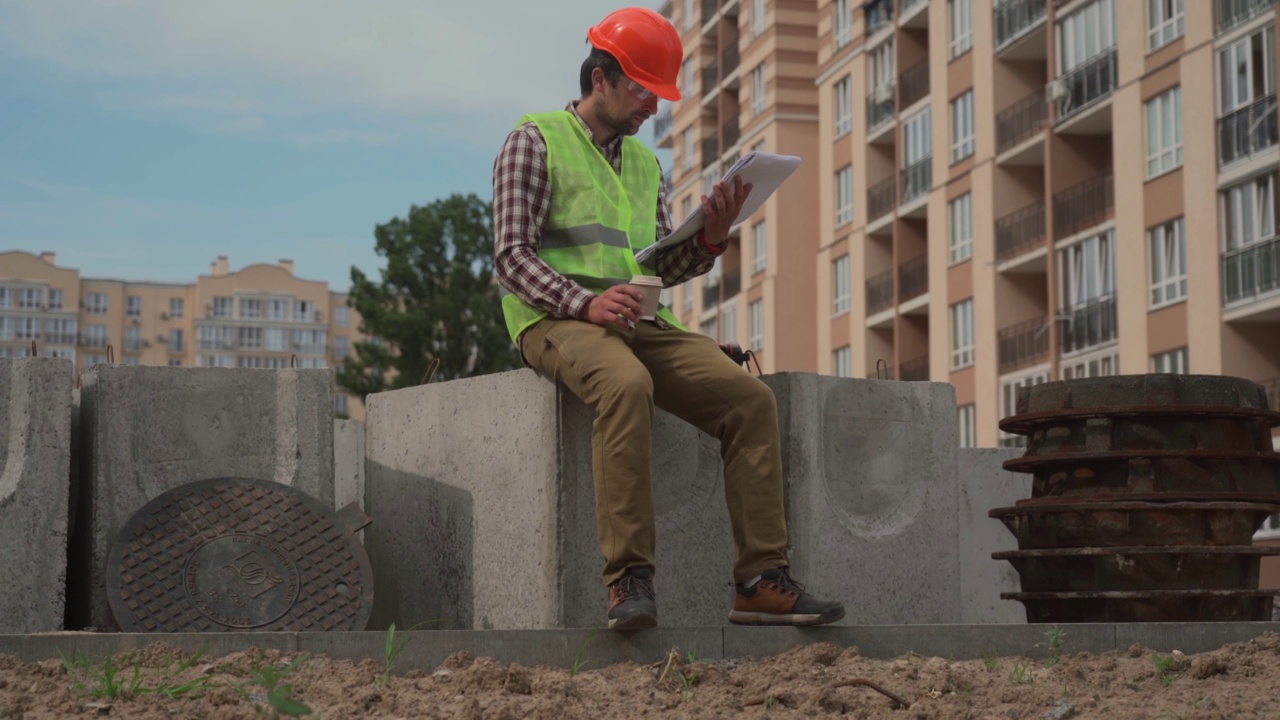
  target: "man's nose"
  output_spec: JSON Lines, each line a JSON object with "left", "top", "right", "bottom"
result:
{"left": 644, "top": 95, "right": 658, "bottom": 114}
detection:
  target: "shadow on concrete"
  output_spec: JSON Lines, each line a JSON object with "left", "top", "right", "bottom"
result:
{"left": 364, "top": 463, "right": 474, "bottom": 632}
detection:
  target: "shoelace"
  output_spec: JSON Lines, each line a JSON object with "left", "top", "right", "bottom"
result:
{"left": 614, "top": 573, "right": 656, "bottom": 601}
{"left": 764, "top": 569, "right": 805, "bottom": 598}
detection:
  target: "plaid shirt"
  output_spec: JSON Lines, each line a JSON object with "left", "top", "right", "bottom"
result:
{"left": 493, "top": 101, "right": 715, "bottom": 322}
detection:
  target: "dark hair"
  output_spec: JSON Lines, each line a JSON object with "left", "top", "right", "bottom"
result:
{"left": 580, "top": 47, "right": 624, "bottom": 97}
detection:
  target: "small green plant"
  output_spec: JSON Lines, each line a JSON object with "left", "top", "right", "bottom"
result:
{"left": 1036, "top": 626, "right": 1066, "bottom": 666}
{"left": 59, "top": 648, "right": 211, "bottom": 701}
{"left": 239, "top": 653, "right": 313, "bottom": 717}
{"left": 379, "top": 619, "right": 439, "bottom": 687}
{"left": 570, "top": 627, "right": 600, "bottom": 677}
{"left": 1153, "top": 654, "right": 1175, "bottom": 687}
{"left": 1011, "top": 662, "right": 1032, "bottom": 685}
{"left": 982, "top": 656, "right": 999, "bottom": 672}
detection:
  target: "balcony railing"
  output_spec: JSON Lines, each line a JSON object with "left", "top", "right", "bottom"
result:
{"left": 702, "top": 0, "right": 719, "bottom": 25}
{"left": 997, "top": 316, "right": 1049, "bottom": 374}
{"left": 701, "top": 136, "right": 720, "bottom": 169}
{"left": 723, "top": 268, "right": 741, "bottom": 300}
{"left": 866, "top": 269, "right": 894, "bottom": 315}
{"left": 1217, "top": 0, "right": 1278, "bottom": 33}
{"left": 898, "top": 255, "right": 928, "bottom": 302}
{"left": 654, "top": 105, "right": 674, "bottom": 142}
{"left": 866, "top": 0, "right": 894, "bottom": 34}
{"left": 722, "top": 117, "right": 740, "bottom": 149}
{"left": 899, "top": 60, "right": 930, "bottom": 109}
{"left": 1052, "top": 170, "right": 1113, "bottom": 239}
{"left": 994, "top": 0, "right": 1047, "bottom": 51}
{"left": 901, "top": 156, "right": 932, "bottom": 205}
{"left": 867, "top": 84, "right": 897, "bottom": 132}
{"left": 722, "top": 42, "right": 740, "bottom": 77}
{"left": 45, "top": 333, "right": 78, "bottom": 346}
{"left": 1223, "top": 236, "right": 1280, "bottom": 307}
{"left": 1054, "top": 48, "right": 1117, "bottom": 123}
{"left": 996, "top": 90, "right": 1048, "bottom": 155}
{"left": 995, "top": 200, "right": 1046, "bottom": 262}
{"left": 1060, "top": 293, "right": 1117, "bottom": 355}
{"left": 1219, "top": 94, "right": 1278, "bottom": 167}
{"left": 867, "top": 176, "right": 897, "bottom": 221}
{"left": 900, "top": 355, "right": 929, "bottom": 382}
{"left": 702, "top": 60, "right": 720, "bottom": 93}
{"left": 1259, "top": 376, "right": 1280, "bottom": 411}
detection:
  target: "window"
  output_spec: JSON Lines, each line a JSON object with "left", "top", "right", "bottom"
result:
{"left": 682, "top": 129, "right": 694, "bottom": 170}
{"left": 1149, "top": 217, "right": 1187, "bottom": 307}
{"left": 958, "top": 404, "right": 976, "bottom": 448}
{"left": 682, "top": 285, "right": 694, "bottom": 314}
{"left": 1145, "top": 86, "right": 1182, "bottom": 178}
{"left": 15, "top": 317, "right": 40, "bottom": 341}
{"left": 1147, "top": 0, "right": 1183, "bottom": 51}
{"left": 720, "top": 302, "right": 738, "bottom": 346}
{"left": 752, "top": 221, "right": 767, "bottom": 274}
{"left": 684, "top": 0, "right": 696, "bottom": 30}
{"left": 168, "top": 359, "right": 183, "bottom": 367}
{"left": 749, "top": 300, "right": 764, "bottom": 350}
{"left": 86, "top": 292, "right": 108, "bottom": 315}
{"left": 84, "top": 354, "right": 109, "bottom": 369}
{"left": 834, "top": 76, "right": 852, "bottom": 138}
{"left": 335, "top": 394, "right": 350, "bottom": 416}
{"left": 126, "top": 295, "right": 141, "bottom": 318}
{"left": 0, "top": 317, "right": 10, "bottom": 340}
{"left": 267, "top": 298, "right": 290, "bottom": 321}
{"left": 868, "top": 40, "right": 895, "bottom": 94}
{"left": 835, "top": 165, "right": 853, "bottom": 226}
{"left": 752, "top": 0, "right": 765, "bottom": 37}
{"left": 1059, "top": 231, "right": 1115, "bottom": 307}
{"left": 751, "top": 63, "right": 767, "bottom": 116}
{"left": 950, "top": 91, "right": 975, "bottom": 162}
{"left": 20, "top": 287, "right": 43, "bottom": 309}
{"left": 334, "top": 335, "right": 349, "bottom": 358}
{"left": 949, "top": 0, "right": 973, "bottom": 58}
{"left": 834, "top": 0, "right": 852, "bottom": 49}
{"left": 1000, "top": 370, "right": 1050, "bottom": 447}
{"left": 240, "top": 298, "right": 261, "bottom": 319}
{"left": 169, "top": 297, "right": 184, "bottom": 319}
{"left": 238, "top": 327, "right": 262, "bottom": 349}
{"left": 265, "top": 327, "right": 289, "bottom": 351}
{"left": 833, "top": 346, "right": 852, "bottom": 378}
{"left": 48, "top": 289, "right": 63, "bottom": 310}
{"left": 1057, "top": 0, "right": 1116, "bottom": 74}
{"left": 1151, "top": 347, "right": 1189, "bottom": 374}
{"left": 682, "top": 58, "right": 694, "bottom": 94}
{"left": 1060, "top": 350, "right": 1119, "bottom": 380}
{"left": 832, "top": 255, "right": 851, "bottom": 316}
{"left": 903, "top": 108, "right": 932, "bottom": 167}
{"left": 0, "top": 288, "right": 11, "bottom": 308}
{"left": 681, "top": 195, "right": 694, "bottom": 222}
{"left": 294, "top": 300, "right": 314, "bottom": 322}
{"left": 168, "top": 329, "right": 184, "bottom": 353}
{"left": 1221, "top": 171, "right": 1278, "bottom": 250}
{"left": 44, "top": 318, "right": 75, "bottom": 344}
{"left": 700, "top": 317, "right": 719, "bottom": 339}
{"left": 212, "top": 296, "right": 233, "bottom": 318}
{"left": 124, "top": 326, "right": 140, "bottom": 350}
{"left": 752, "top": 139, "right": 766, "bottom": 155}
{"left": 949, "top": 193, "right": 973, "bottom": 264}
{"left": 335, "top": 306, "right": 349, "bottom": 327}
{"left": 950, "top": 299, "right": 975, "bottom": 369}
{"left": 85, "top": 324, "right": 108, "bottom": 348}
{"left": 1219, "top": 28, "right": 1275, "bottom": 114}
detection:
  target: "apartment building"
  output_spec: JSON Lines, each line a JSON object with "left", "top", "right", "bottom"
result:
{"left": 0, "top": 250, "right": 366, "bottom": 419}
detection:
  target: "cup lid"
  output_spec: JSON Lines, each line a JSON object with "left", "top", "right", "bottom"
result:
{"left": 630, "top": 275, "right": 664, "bottom": 285}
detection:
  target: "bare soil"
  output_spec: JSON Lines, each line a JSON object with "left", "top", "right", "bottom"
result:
{"left": 3, "top": 632, "right": 1280, "bottom": 719}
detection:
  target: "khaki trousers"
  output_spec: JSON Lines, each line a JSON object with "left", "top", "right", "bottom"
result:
{"left": 520, "top": 317, "right": 789, "bottom": 586}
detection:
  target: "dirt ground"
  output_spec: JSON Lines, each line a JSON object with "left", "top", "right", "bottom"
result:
{"left": 3, "top": 631, "right": 1280, "bottom": 719}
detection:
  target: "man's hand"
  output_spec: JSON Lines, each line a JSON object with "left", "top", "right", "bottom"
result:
{"left": 701, "top": 175, "right": 753, "bottom": 248}
{"left": 581, "top": 284, "right": 645, "bottom": 330}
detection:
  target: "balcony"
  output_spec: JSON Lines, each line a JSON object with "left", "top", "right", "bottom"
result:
{"left": 702, "top": 279, "right": 721, "bottom": 308}
{"left": 654, "top": 105, "right": 674, "bottom": 147}
{"left": 996, "top": 90, "right": 1048, "bottom": 157}
{"left": 1217, "top": 0, "right": 1278, "bottom": 33}
{"left": 701, "top": 135, "right": 720, "bottom": 169}
{"left": 900, "top": 157, "right": 932, "bottom": 206}
{"left": 997, "top": 316, "right": 1049, "bottom": 374}
{"left": 702, "top": 0, "right": 718, "bottom": 26}
{"left": 995, "top": 201, "right": 1046, "bottom": 263}
{"left": 867, "top": 85, "right": 897, "bottom": 137}
{"left": 1223, "top": 236, "right": 1280, "bottom": 308}
{"left": 899, "top": 355, "right": 929, "bottom": 382}
{"left": 702, "top": 60, "right": 720, "bottom": 98}
{"left": 867, "top": 176, "right": 897, "bottom": 223}
{"left": 45, "top": 333, "right": 78, "bottom": 346}
{"left": 1059, "top": 293, "right": 1117, "bottom": 355}
{"left": 866, "top": 269, "right": 895, "bottom": 315}
{"left": 1052, "top": 170, "right": 1113, "bottom": 239}
{"left": 722, "top": 116, "right": 740, "bottom": 149}
{"left": 994, "top": 0, "right": 1047, "bottom": 53}
{"left": 721, "top": 42, "right": 740, "bottom": 78}
{"left": 1218, "top": 94, "right": 1278, "bottom": 167}
{"left": 723, "top": 268, "right": 741, "bottom": 300}
{"left": 1053, "top": 48, "right": 1117, "bottom": 128}
{"left": 866, "top": 0, "right": 894, "bottom": 35}
{"left": 899, "top": 60, "right": 930, "bottom": 110}
{"left": 898, "top": 255, "right": 928, "bottom": 303}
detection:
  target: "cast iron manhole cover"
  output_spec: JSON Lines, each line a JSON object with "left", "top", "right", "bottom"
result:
{"left": 107, "top": 477, "right": 374, "bottom": 632}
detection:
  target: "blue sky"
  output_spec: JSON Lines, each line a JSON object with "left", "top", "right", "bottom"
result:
{"left": 0, "top": 0, "right": 672, "bottom": 291}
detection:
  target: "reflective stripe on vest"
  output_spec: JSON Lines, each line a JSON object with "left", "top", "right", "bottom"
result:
{"left": 500, "top": 110, "right": 688, "bottom": 342}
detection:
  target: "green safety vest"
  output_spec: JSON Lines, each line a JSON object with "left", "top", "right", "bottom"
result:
{"left": 501, "top": 110, "right": 688, "bottom": 344}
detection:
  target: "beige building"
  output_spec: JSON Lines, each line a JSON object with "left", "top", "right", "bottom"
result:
{"left": 0, "top": 251, "right": 366, "bottom": 419}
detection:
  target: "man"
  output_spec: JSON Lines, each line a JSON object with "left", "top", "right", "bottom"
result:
{"left": 493, "top": 6, "right": 843, "bottom": 631}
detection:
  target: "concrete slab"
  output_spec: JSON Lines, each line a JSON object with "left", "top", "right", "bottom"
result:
{"left": 0, "top": 359, "right": 74, "bottom": 633}
{"left": 766, "top": 374, "right": 960, "bottom": 625}
{"left": 19, "top": 632, "right": 298, "bottom": 664}
{"left": 73, "top": 366, "right": 334, "bottom": 631}
{"left": 722, "top": 624, "right": 1117, "bottom": 661}
{"left": 1112, "top": 622, "right": 1280, "bottom": 654}
{"left": 957, "top": 448, "right": 1029, "bottom": 624}
{"left": 333, "top": 419, "right": 365, "bottom": 513}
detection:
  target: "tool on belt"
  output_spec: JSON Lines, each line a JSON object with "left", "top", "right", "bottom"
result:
{"left": 718, "top": 342, "right": 761, "bottom": 375}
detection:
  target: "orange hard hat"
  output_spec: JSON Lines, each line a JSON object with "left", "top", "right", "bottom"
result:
{"left": 587, "top": 7, "right": 684, "bottom": 102}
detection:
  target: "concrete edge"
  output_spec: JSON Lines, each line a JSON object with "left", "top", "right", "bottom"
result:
{"left": 6, "top": 624, "right": 1279, "bottom": 671}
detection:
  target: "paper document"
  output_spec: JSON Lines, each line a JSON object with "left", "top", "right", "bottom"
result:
{"left": 635, "top": 151, "right": 802, "bottom": 266}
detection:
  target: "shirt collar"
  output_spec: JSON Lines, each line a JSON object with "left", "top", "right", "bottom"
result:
{"left": 566, "top": 101, "right": 623, "bottom": 155}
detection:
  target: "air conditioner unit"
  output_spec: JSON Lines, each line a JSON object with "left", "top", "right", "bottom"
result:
{"left": 873, "top": 84, "right": 893, "bottom": 104}
{"left": 1045, "top": 79, "right": 1067, "bottom": 103}
{"left": 156, "top": 334, "right": 168, "bottom": 343}
{"left": 160, "top": 312, "right": 169, "bottom": 321}
{"left": 141, "top": 339, "right": 151, "bottom": 348}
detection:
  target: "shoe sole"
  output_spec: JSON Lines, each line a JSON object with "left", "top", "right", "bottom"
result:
{"left": 727, "top": 607, "right": 846, "bottom": 626}
{"left": 608, "top": 613, "right": 658, "bottom": 631}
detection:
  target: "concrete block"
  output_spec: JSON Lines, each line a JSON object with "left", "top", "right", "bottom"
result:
{"left": 1114, "top": 622, "right": 1280, "bottom": 654}
{"left": 0, "top": 358, "right": 73, "bottom": 633}
{"left": 765, "top": 374, "right": 960, "bottom": 625}
{"left": 333, "top": 419, "right": 365, "bottom": 513}
{"left": 957, "top": 448, "right": 1029, "bottom": 624}
{"left": 74, "top": 366, "right": 334, "bottom": 630}
{"left": 722, "top": 623, "right": 1117, "bottom": 661}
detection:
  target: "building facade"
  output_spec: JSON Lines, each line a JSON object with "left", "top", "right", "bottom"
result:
{"left": 0, "top": 251, "right": 366, "bottom": 419}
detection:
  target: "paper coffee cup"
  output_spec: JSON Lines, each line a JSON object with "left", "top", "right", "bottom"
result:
{"left": 630, "top": 275, "right": 663, "bottom": 320}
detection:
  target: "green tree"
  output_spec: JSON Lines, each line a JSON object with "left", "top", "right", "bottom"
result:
{"left": 338, "top": 193, "right": 520, "bottom": 400}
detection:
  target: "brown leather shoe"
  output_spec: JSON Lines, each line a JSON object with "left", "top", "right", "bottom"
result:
{"left": 607, "top": 567, "right": 658, "bottom": 630}
{"left": 728, "top": 567, "right": 845, "bottom": 626}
